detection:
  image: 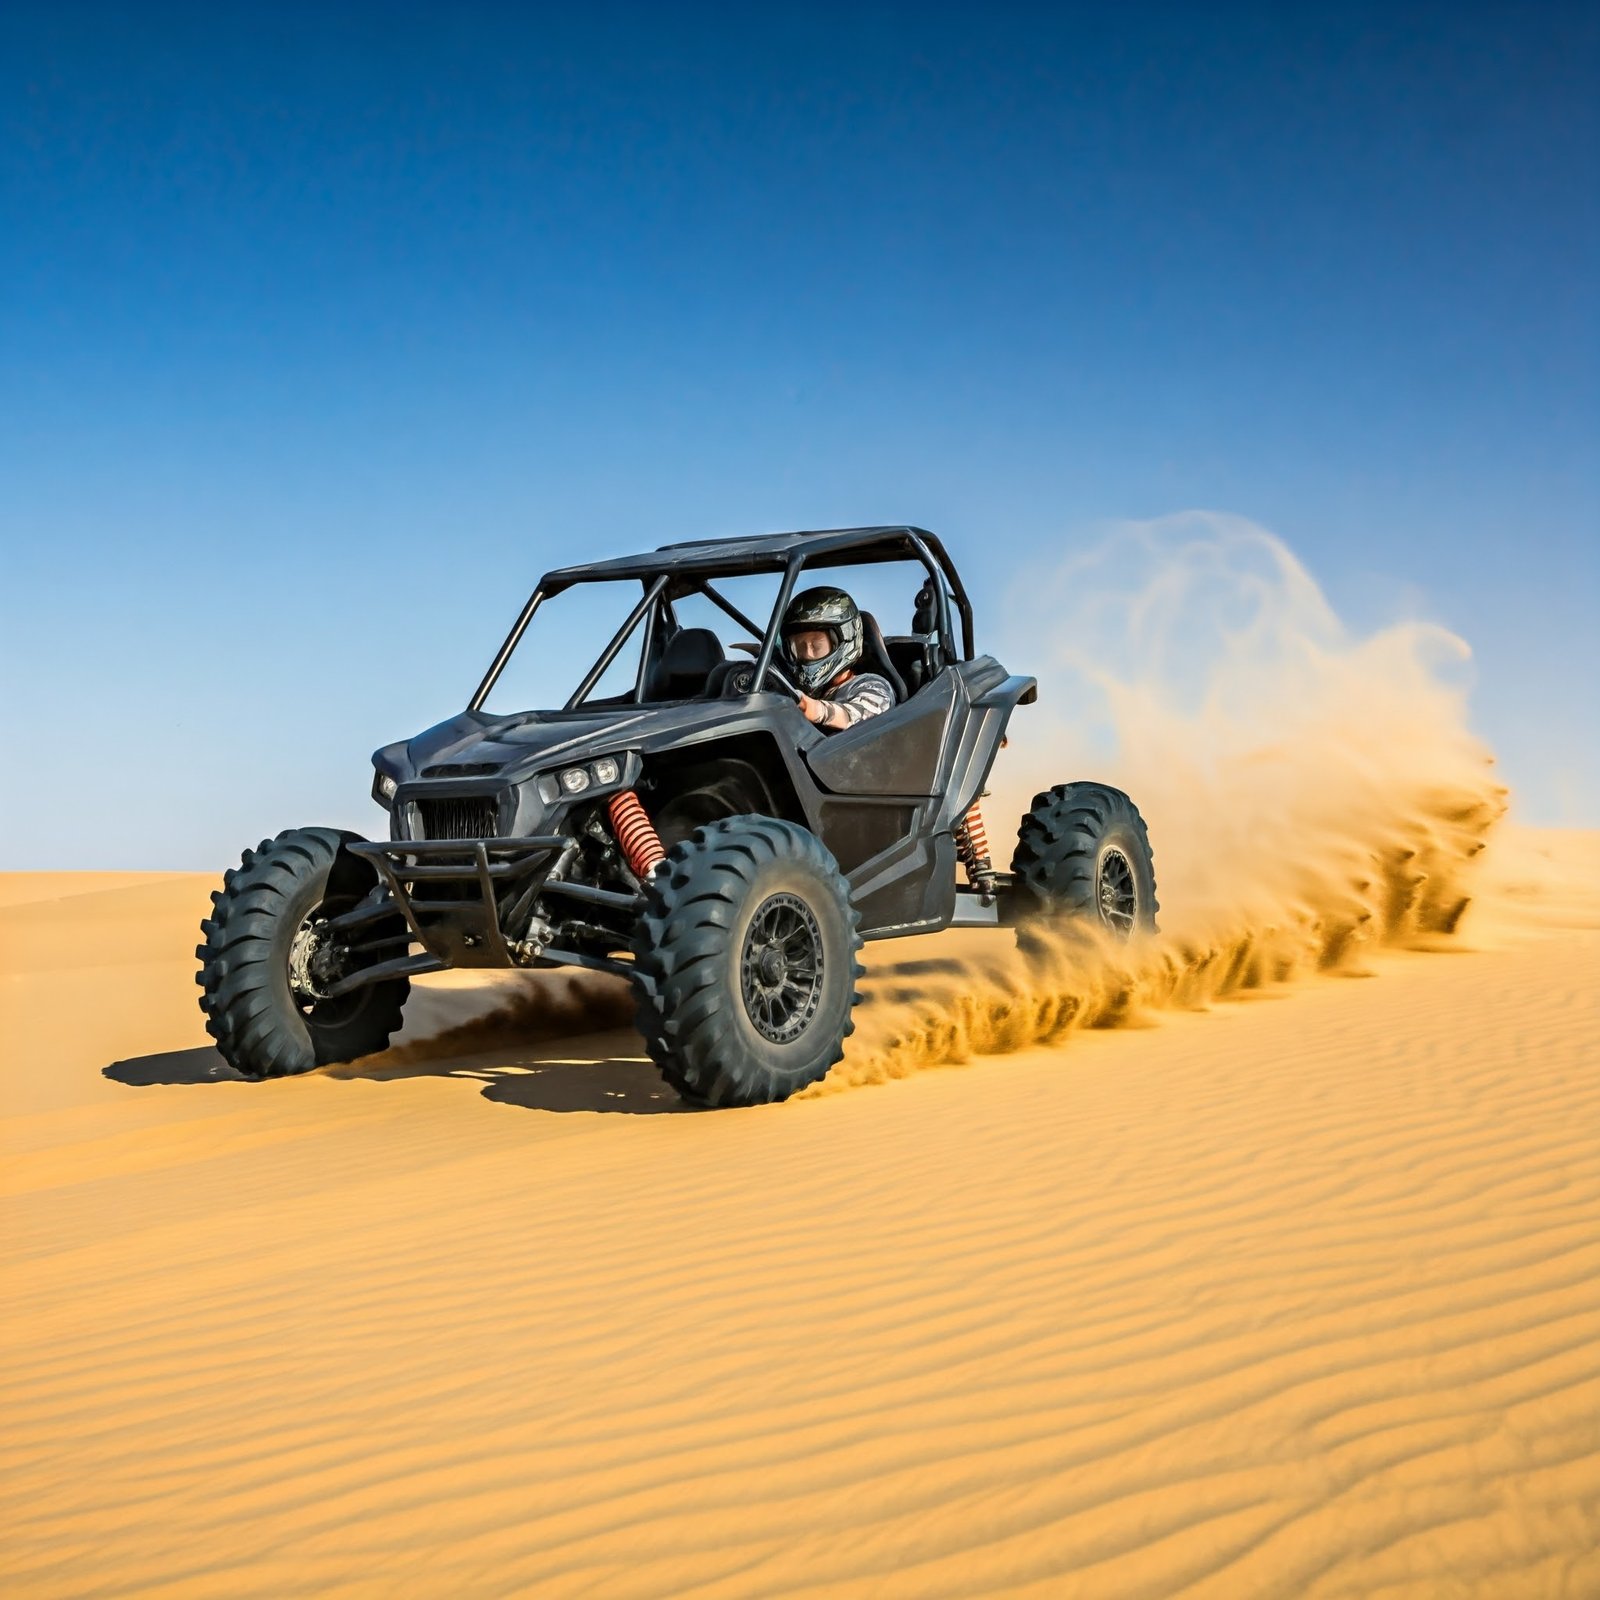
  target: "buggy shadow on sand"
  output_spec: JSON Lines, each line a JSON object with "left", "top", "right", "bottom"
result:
{"left": 198, "top": 526, "right": 1157, "bottom": 1106}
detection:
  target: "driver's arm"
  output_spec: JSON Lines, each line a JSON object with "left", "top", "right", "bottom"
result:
{"left": 798, "top": 694, "right": 850, "bottom": 731}
{"left": 797, "top": 675, "right": 894, "bottom": 732}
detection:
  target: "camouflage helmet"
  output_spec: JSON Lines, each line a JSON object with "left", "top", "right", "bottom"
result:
{"left": 780, "top": 585, "right": 864, "bottom": 693}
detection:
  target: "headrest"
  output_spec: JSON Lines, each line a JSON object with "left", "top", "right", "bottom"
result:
{"left": 857, "top": 611, "right": 907, "bottom": 703}
{"left": 652, "top": 627, "right": 723, "bottom": 697}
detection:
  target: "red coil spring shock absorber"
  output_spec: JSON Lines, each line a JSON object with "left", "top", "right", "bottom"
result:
{"left": 607, "top": 790, "right": 666, "bottom": 880}
{"left": 955, "top": 799, "right": 997, "bottom": 901}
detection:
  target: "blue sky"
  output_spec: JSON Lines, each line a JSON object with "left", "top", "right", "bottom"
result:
{"left": 2, "top": 2, "right": 1595, "bottom": 868}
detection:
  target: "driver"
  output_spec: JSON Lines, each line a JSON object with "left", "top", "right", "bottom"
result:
{"left": 780, "top": 586, "right": 895, "bottom": 731}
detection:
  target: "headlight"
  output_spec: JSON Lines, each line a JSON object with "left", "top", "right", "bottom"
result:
{"left": 373, "top": 771, "right": 399, "bottom": 806}
{"left": 541, "top": 754, "right": 633, "bottom": 805}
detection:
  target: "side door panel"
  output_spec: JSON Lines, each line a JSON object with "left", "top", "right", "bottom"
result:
{"left": 802, "top": 674, "right": 959, "bottom": 798}
{"left": 804, "top": 660, "right": 1018, "bottom": 936}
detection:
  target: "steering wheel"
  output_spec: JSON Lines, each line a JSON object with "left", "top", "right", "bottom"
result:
{"left": 717, "top": 656, "right": 804, "bottom": 700}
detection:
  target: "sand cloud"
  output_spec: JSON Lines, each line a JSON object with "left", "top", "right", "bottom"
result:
{"left": 830, "top": 513, "right": 1504, "bottom": 1088}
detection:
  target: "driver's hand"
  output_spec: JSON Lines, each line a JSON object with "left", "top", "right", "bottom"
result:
{"left": 797, "top": 694, "right": 827, "bottom": 726}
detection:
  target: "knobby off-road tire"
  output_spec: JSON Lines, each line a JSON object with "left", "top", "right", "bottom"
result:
{"left": 197, "top": 827, "right": 409, "bottom": 1079}
{"left": 630, "top": 816, "right": 864, "bottom": 1108}
{"left": 1011, "top": 782, "right": 1159, "bottom": 942}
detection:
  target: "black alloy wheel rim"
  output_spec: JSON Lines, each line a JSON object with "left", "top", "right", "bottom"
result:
{"left": 287, "top": 896, "right": 369, "bottom": 1025}
{"left": 740, "top": 892, "right": 825, "bottom": 1044}
{"left": 1096, "top": 847, "right": 1138, "bottom": 935}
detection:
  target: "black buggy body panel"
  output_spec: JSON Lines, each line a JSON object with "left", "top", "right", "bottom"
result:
{"left": 370, "top": 661, "right": 1033, "bottom": 954}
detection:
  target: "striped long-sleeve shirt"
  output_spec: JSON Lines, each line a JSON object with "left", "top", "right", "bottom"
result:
{"left": 823, "top": 671, "right": 895, "bottom": 728}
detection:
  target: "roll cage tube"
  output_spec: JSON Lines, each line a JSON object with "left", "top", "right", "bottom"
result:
{"left": 682, "top": 578, "right": 768, "bottom": 645}
{"left": 752, "top": 559, "right": 803, "bottom": 693}
{"left": 907, "top": 531, "right": 959, "bottom": 663}
{"left": 469, "top": 575, "right": 668, "bottom": 714}
{"left": 469, "top": 589, "right": 545, "bottom": 712}
{"left": 910, "top": 529, "right": 975, "bottom": 660}
{"left": 631, "top": 583, "right": 660, "bottom": 703}
{"left": 564, "top": 574, "right": 669, "bottom": 710}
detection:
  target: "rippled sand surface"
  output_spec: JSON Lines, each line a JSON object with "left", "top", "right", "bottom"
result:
{"left": 3, "top": 848, "right": 1598, "bottom": 1597}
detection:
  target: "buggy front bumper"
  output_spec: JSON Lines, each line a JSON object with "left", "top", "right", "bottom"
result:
{"left": 335, "top": 835, "right": 640, "bottom": 990}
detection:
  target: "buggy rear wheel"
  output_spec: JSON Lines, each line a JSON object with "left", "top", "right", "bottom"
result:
{"left": 197, "top": 827, "right": 410, "bottom": 1078}
{"left": 1010, "top": 782, "right": 1158, "bottom": 942}
{"left": 630, "top": 816, "right": 863, "bottom": 1107}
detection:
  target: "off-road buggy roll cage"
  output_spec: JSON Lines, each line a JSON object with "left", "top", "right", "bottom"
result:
{"left": 468, "top": 523, "right": 976, "bottom": 714}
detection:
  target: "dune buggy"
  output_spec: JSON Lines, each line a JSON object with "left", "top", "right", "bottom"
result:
{"left": 198, "top": 526, "right": 1157, "bottom": 1105}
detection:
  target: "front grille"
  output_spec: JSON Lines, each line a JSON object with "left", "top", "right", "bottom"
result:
{"left": 422, "top": 761, "right": 501, "bottom": 778}
{"left": 416, "top": 796, "right": 500, "bottom": 840}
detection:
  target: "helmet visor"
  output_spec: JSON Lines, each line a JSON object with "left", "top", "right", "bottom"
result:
{"left": 782, "top": 624, "right": 849, "bottom": 692}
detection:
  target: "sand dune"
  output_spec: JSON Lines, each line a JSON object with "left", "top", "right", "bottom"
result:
{"left": 3, "top": 843, "right": 1598, "bottom": 1597}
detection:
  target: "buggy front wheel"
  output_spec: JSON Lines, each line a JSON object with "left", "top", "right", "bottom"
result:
{"left": 197, "top": 827, "right": 410, "bottom": 1078}
{"left": 629, "top": 816, "right": 863, "bottom": 1107}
